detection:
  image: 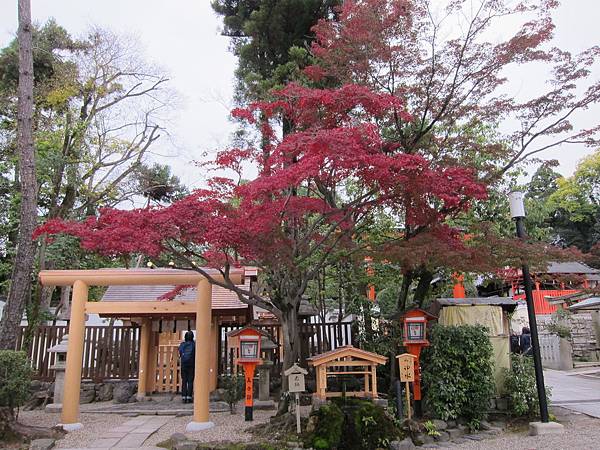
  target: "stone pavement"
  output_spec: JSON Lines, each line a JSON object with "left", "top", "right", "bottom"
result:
{"left": 545, "top": 368, "right": 600, "bottom": 418}
{"left": 60, "top": 415, "right": 173, "bottom": 450}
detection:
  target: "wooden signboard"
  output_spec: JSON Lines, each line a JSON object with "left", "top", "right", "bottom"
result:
{"left": 396, "top": 353, "right": 417, "bottom": 419}
{"left": 397, "top": 353, "right": 416, "bottom": 382}
{"left": 288, "top": 372, "right": 306, "bottom": 393}
{"left": 284, "top": 363, "right": 308, "bottom": 433}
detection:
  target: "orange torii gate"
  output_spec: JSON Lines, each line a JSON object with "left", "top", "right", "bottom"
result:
{"left": 39, "top": 268, "right": 244, "bottom": 432}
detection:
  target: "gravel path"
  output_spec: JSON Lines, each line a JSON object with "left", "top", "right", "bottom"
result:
{"left": 18, "top": 410, "right": 127, "bottom": 448}
{"left": 452, "top": 407, "right": 600, "bottom": 450}
{"left": 146, "top": 409, "right": 273, "bottom": 446}
{"left": 18, "top": 407, "right": 272, "bottom": 448}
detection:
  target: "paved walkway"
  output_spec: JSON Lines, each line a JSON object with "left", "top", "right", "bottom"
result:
{"left": 545, "top": 368, "right": 600, "bottom": 418}
{"left": 61, "top": 415, "right": 173, "bottom": 450}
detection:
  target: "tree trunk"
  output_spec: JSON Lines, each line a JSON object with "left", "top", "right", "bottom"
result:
{"left": 277, "top": 304, "right": 301, "bottom": 415}
{"left": 413, "top": 269, "right": 434, "bottom": 308}
{"left": 0, "top": 0, "right": 37, "bottom": 350}
{"left": 397, "top": 270, "right": 414, "bottom": 312}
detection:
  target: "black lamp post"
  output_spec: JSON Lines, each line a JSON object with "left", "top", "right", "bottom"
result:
{"left": 509, "top": 191, "right": 549, "bottom": 423}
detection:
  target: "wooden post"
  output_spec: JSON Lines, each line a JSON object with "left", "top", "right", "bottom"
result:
{"left": 187, "top": 279, "right": 214, "bottom": 431}
{"left": 295, "top": 392, "right": 301, "bottom": 433}
{"left": 243, "top": 362, "right": 257, "bottom": 421}
{"left": 137, "top": 318, "right": 151, "bottom": 400}
{"left": 371, "top": 364, "right": 378, "bottom": 398}
{"left": 146, "top": 331, "right": 158, "bottom": 393}
{"left": 209, "top": 317, "right": 218, "bottom": 391}
{"left": 60, "top": 280, "right": 87, "bottom": 430}
{"left": 405, "top": 381, "right": 411, "bottom": 419}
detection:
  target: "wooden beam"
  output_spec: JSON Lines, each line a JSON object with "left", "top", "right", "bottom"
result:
{"left": 85, "top": 301, "right": 196, "bottom": 315}
{"left": 39, "top": 268, "right": 243, "bottom": 287}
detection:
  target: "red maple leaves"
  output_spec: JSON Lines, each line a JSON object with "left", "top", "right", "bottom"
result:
{"left": 36, "top": 82, "right": 486, "bottom": 271}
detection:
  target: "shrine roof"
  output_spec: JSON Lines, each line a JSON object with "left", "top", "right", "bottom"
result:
{"left": 101, "top": 282, "right": 249, "bottom": 311}
{"left": 307, "top": 345, "right": 387, "bottom": 366}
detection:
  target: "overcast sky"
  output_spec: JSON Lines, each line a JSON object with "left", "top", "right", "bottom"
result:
{"left": 1, "top": 0, "right": 599, "bottom": 188}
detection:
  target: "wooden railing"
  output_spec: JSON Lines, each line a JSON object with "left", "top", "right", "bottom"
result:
{"left": 17, "top": 325, "right": 140, "bottom": 381}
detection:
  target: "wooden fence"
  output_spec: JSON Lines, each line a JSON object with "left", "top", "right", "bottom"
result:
{"left": 218, "top": 321, "right": 356, "bottom": 377}
{"left": 17, "top": 325, "right": 140, "bottom": 382}
{"left": 20, "top": 321, "right": 355, "bottom": 382}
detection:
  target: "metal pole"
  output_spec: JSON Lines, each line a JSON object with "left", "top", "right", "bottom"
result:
{"left": 515, "top": 215, "right": 550, "bottom": 423}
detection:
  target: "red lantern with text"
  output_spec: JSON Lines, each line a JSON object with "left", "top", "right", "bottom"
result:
{"left": 231, "top": 327, "right": 262, "bottom": 421}
{"left": 399, "top": 308, "right": 436, "bottom": 417}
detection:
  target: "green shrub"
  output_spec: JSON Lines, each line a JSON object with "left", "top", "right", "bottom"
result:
{"left": 219, "top": 374, "right": 244, "bottom": 414}
{"left": 504, "top": 354, "right": 552, "bottom": 417}
{"left": 350, "top": 399, "right": 401, "bottom": 449}
{"left": 0, "top": 350, "right": 32, "bottom": 414}
{"left": 310, "top": 402, "right": 344, "bottom": 449}
{"left": 421, "top": 325, "right": 495, "bottom": 424}
{"left": 305, "top": 398, "right": 402, "bottom": 450}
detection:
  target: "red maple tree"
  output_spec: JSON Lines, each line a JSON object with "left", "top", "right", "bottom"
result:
{"left": 37, "top": 82, "right": 487, "bottom": 382}
{"left": 308, "top": 0, "right": 600, "bottom": 307}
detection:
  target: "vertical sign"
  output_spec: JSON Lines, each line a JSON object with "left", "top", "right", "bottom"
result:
{"left": 284, "top": 363, "right": 308, "bottom": 434}
{"left": 396, "top": 353, "right": 417, "bottom": 419}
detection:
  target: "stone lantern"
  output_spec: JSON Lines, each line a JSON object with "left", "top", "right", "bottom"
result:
{"left": 257, "top": 336, "right": 277, "bottom": 405}
{"left": 46, "top": 334, "right": 69, "bottom": 413}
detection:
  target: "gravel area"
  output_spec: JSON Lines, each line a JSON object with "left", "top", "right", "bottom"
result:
{"left": 146, "top": 409, "right": 273, "bottom": 446}
{"left": 18, "top": 410, "right": 127, "bottom": 448}
{"left": 18, "top": 406, "right": 273, "bottom": 448}
{"left": 452, "top": 407, "right": 600, "bottom": 450}
{"left": 17, "top": 405, "right": 600, "bottom": 449}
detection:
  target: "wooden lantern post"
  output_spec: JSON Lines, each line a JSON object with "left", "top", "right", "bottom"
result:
{"left": 233, "top": 327, "right": 263, "bottom": 421}
{"left": 398, "top": 308, "right": 436, "bottom": 417}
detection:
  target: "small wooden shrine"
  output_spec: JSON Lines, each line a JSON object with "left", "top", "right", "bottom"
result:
{"left": 307, "top": 345, "right": 387, "bottom": 400}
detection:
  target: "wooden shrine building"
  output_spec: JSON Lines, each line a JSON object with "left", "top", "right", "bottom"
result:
{"left": 307, "top": 345, "right": 387, "bottom": 400}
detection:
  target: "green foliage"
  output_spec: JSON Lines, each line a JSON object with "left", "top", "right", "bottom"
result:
{"left": 422, "top": 325, "right": 495, "bottom": 423}
{"left": 212, "top": 0, "right": 340, "bottom": 101}
{"left": 423, "top": 420, "right": 440, "bottom": 437}
{"left": 504, "top": 354, "right": 552, "bottom": 418}
{"left": 309, "top": 402, "right": 344, "bottom": 449}
{"left": 350, "top": 399, "right": 401, "bottom": 449}
{"left": 220, "top": 374, "right": 244, "bottom": 413}
{"left": 306, "top": 399, "right": 402, "bottom": 450}
{"left": 0, "top": 351, "right": 32, "bottom": 413}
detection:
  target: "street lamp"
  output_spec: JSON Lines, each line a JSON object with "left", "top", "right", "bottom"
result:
{"left": 508, "top": 192, "right": 549, "bottom": 423}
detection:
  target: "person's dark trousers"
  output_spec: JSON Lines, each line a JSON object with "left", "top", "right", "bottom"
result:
{"left": 181, "top": 364, "right": 195, "bottom": 402}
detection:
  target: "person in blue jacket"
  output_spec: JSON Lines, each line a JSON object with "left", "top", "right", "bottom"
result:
{"left": 178, "top": 331, "right": 195, "bottom": 403}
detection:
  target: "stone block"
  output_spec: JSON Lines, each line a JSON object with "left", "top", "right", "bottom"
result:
{"left": 446, "top": 428, "right": 464, "bottom": 440}
{"left": 29, "top": 439, "right": 55, "bottom": 450}
{"left": 435, "top": 431, "right": 450, "bottom": 442}
{"left": 413, "top": 433, "right": 434, "bottom": 445}
{"left": 463, "top": 434, "right": 485, "bottom": 441}
{"left": 96, "top": 383, "right": 114, "bottom": 402}
{"left": 495, "top": 397, "right": 508, "bottom": 411}
{"left": 528, "top": 421, "right": 565, "bottom": 436}
{"left": 388, "top": 438, "right": 416, "bottom": 450}
{"left": 170, "top": 432, "right": 187, "bottom": 444}
{"left": 431, "top": 419, "right": 447, "bottom": 431}
{"left": 113, "top": 381, "right": 136, "bottom": 403}
{"left": 79, "top": 388, "right": 95, "bottom": 404}
{"left": 174, "top": 441, "right": 198, "bottom": 450}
